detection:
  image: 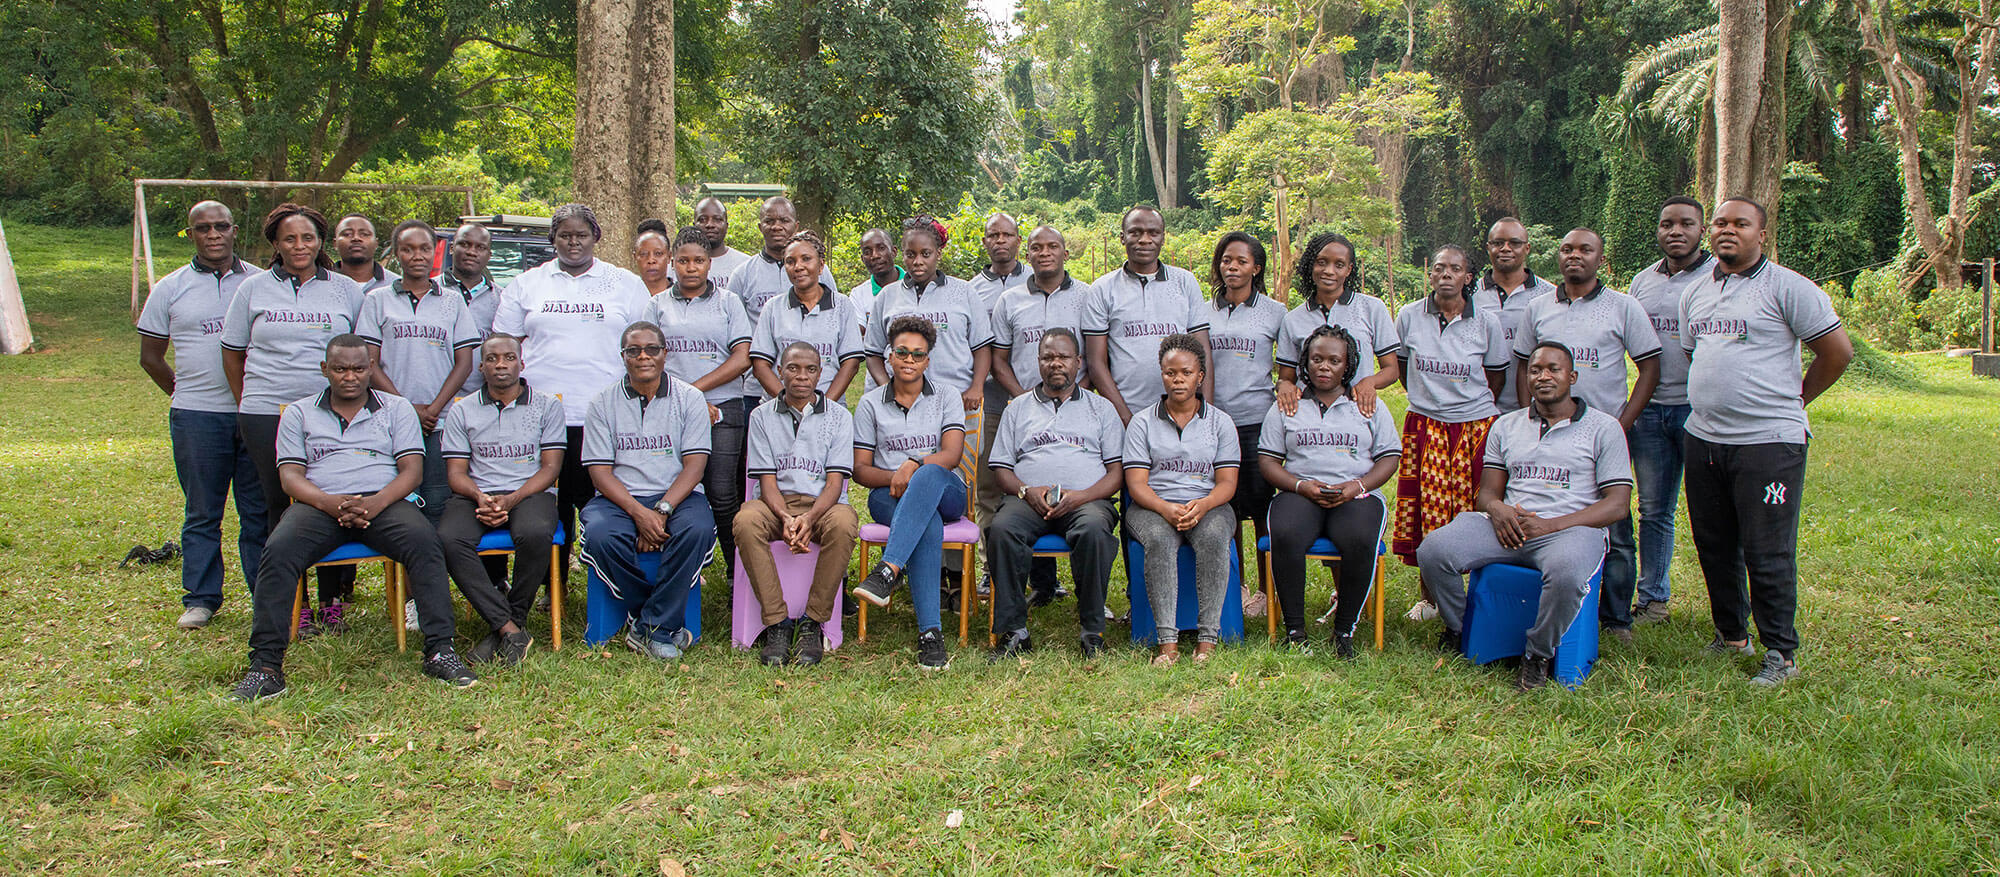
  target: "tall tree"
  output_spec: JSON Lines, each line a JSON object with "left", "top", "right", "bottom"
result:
{"left": 574, "top": 0, "right": 675, "bottom": 263}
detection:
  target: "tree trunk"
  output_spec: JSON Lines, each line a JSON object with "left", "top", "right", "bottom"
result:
{"left": 574, "top": 0, "right": 676, "bottom": 267}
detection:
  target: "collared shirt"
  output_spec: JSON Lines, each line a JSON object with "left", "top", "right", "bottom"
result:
{"left": 969, "top": 262, "right": 1029, "bottom": 310}
{"left": 864, "top": 273, "right": 995, "bottom": 395}
{"left": 492, "top": 257, "right": 652, "bottom": 427}
{"left": 1627, "top": 252, "right": 1712, "bottom": 407}
{"left": 137, "top": 257, "right": 254, "bottom": 413}
{"left": 275, "top": 388, "right": 424, "bottom": 495}
{"left": 1276, "top": 291, "right": 1400, "bottom": 383}
{"left": 1122, "top": 399, "right": 1239, "bottom": 504}
{"left": 1679, "top": 256, "right": 1843, "bottom": 445}
{"left": 439, "top": 383, "right": 567, "bottom": 494}
{"left": 989, "top": 385, "right": 1123, "bottom": 492}
{"left": 1206, "top": 292, "right": 1286, "bottom": 427}
{"left": 356, "top": 280, "right": 482, "bottom": 409}
{"left": 1484, "top": 399, "right": 1634, "bottom": 517}
{"left": 580, "top": 376, "right": 713, "bottom": 496}
{"left": 847, "top": 267, "right": 906, "bottom": 335}
{"left": 991, "top": 272, "right": 1088, "bottom": 392}
{"left": 1083, "top": 263, "right": 1210, "bottom": 405}
{"left": 220, "top": 265, "right": 366, "bottom": 415}
{"left": 749, "top": 284, "right": 866, "bottom": 398}
{"left": 1395, "top": 294, "right": 1510, "bottom": 423}
{"left": 746, "top": 392, "right": 854, "bottom": 502}
{"left": 854, "top": 380, "right": 966, "bottom": 474}
{"left": 1473, "top": 270, "right": 1558, "bottom": 412}
{"left": 723, "top": 250, "right": 838, "bottom": 395}
{"left": 706, "top": 246, "right": 753, "bottom": 292}
{"left": 645, "top": 282, "right": 753, "bottom": 406}
{"left": 443, "top": 271, "right": 500, "bottom": 395}
{"left": 1513, "top": 280, "right": 1662, "bottom": 414}
{"left": 1256, "top": 392, "right": 1401, "bottom": 498}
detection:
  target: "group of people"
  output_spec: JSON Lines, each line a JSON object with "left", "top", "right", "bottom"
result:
{"left": 136, "top": 190, "right": 1849, "bottom": 701}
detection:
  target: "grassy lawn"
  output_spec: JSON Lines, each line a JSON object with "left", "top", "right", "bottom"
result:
{"left": 1, "top": 220, "right": 1996, "bottom": 873}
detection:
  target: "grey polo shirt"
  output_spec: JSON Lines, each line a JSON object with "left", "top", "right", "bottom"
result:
{"left": 137, "top": 258, "right": 254, "bottom": 414}
{"left": 1679, "top": 256, "right": 1843, "bottom": 446}
{"left": 749, "top": 285, "right": 866, "bottom": 397}
{"left": 1473, "top": 270, "right": 1557, "bottom": 412}
{"left": 989, "top": 385, "right": 1124, "bottom": 492}
{"left": 1395, "top": 295, "right": 1510, "bottom": 423}
{"left": 990, "top": 273, "right": 1088, "bottom": 392}
{"left": 1484, "top": 399, "right": 1633, "bottom": 517}
{"left": 274, "top": 388, "right": 424, "bottom": 496}
{"left": 746, "top": 393, "right": 854, "bottom": 502}
{"left": 491, "top": 257, "right": 653, "bottom": 427}
{"left": 1083, "top": 264, "right": 1210, "bottom": 406}
{"left": 865, "top": 273, "right": 995, "bottom": 395}
{"left": 1276, "top": 292, "right": 1400, "bottom": 385}
{"left": 1256, "top": 393, "right": 1402, "bottom": 499}
{"left": 580, "top": 377, "right": 713, "bottom": 497}
{"left": 1206, "top": 292, "right": 1285, "bottom": 427}
{"left": 724, "top": 251, "right": 839, "bottom": 395}
{"left": 1627, "top": 252, "right": 1711, "bottom": 408}
{"left": 1122, "top": 400, "right": 1239, "bottom": 504}
{"left": 969, "top": 263, "right": 1030, "bottom": 310}
{"left": 443, "top": 272, "right": 500, "bottom": 395}
{"left": 853, "top": 380, "right": 966, "bottom": 474}
{"left": 357, "top": 280, "right": 482, "bottom": 408}
{"left": 439, "top": 383, "right": 568, "bottom": 495}
{"left": 1513, "top": 281, "right": 1661, "bottom": 414}
{"left": 219, "top": 266, "right": 366, "bottom": 416}
{"left": 645, "top": 282, "right": 753, "bottom": 406}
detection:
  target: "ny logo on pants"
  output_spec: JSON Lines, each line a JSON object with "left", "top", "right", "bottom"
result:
{"left": 1763, "top": 482, "right": 1787, "bottom": 505}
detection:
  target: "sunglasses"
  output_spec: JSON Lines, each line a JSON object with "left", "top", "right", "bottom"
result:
{"left": 890, "top": 347, "right": 930, "bottom": 361}
{"left": 620, "top": 345, "right": 666, "bottom": 359}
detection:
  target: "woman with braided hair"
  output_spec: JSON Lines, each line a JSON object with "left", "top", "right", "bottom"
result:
{"left": 1257, "top": 324, "right": 1402, "bottom": 657}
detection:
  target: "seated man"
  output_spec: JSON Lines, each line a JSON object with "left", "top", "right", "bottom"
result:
{"left": 579, "top": 321, "right": 716, "bottom": 661}
{"left": 735, "top": 342, "right": 860, "bottom": 667}
{"left": 1416, "top": 342, "right": 1635, "bottom": 691}
{"left": 984, "top": 328, "right": 1125, "bottom": 660}
{"left": 228, "top": 334, "right": 473, "bottom": 701}
{"left": 437, "top": 334, "right": 567, "bottom": 665}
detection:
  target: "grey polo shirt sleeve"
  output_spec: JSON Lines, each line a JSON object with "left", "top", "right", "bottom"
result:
{"left": 1368, "top": 297, "right": 1400, "bottom": 359}
{"left": 989, "top": 401, "right": 1022, "bottom": 470}
{"left": 439, "top": 399, "right": 472, "bottom": 459}
{"left": 275, "top": 403, "right": 309, "bottom": 467}
{"left": 385, "top": 395, "right": 426, "bottom": 458}
{"left": 1367, "top": 404, "right": 1402, "bottom": 460}
{"left": 1618, "top": 294, "right": 1663, "bottom": 361}
{"left": 219, "top": 285, "right": 253, "bottom": 352}
{"left": 580, "top": 392, "right": 615, "bottom": 468}
{"left": 674, "top": 382, "right": 713, "bottom": 459}
{"left": 827, "top": 409, "right": 855, "bottom": 477}
{"left": 1096, "top": 396, "right": 1125, "bottom": 464}
{"left": 1483, "top": 311, "right": 1511, "bottom": 370}
{"left": 745, "top": 405, "right": 778, "bottom": 476}
{"left": 835, "top": 298, "right": 865, "bottom": 362}
{"left": 749, "top": 307, "right": 780, "bottom": 364}
{"left": 355, "top": 290, "right": 386, "bottom": 345}
{"left": 1593, "top": 416, "right": 1635, "bottom": 489}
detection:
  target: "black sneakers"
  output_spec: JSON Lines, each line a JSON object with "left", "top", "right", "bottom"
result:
{"left": 916, "top": 628, "right": 949, "bottom": 670}
{"left": 792, "top": 618, "right": 825, "bottom": 666}
{"left": 852, "top": 562, "right": 900, "bottom": 607}
{"left": 987, "top": 629, "right": 1032, "bottom": 664}
{"left": 228, "top": 669, "right": 287, "bottom": 702}
{"left": 1748, "top": 650, "right": 1798, "bottom": 687}
{"left": 760, "top": 620, "right": 794, "bottom": 667}
{"left": 423, "top": 647, "right": 479, "bottom": 688}
{"left": 1515, "top": 654, "right": 1552, "bottom": 692}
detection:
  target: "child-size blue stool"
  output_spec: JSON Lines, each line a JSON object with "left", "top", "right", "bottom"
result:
{"left": 1460, "top": 562, "right": 1601, "bottom": 688}
{"left": 583, "top": 551, "right": 703, "bottom": 647}
{"left": 1124, "top": 539, "right": 1244, "bottom": 646}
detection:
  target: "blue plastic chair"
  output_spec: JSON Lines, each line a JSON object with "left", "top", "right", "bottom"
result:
{"left": 1460, "top": 562, "right": 1603, "bottom": 689}
{"left": 473, "top": 524, "right": 568, "bottom": 650}
{"left": 292, "top": 542, "right": 405, "bottom": 650}
{"left": 1253, "top": 536, "right": 1390, "bottom": 649}
{"left": 582, "top": 550, "right": 703, "bottom": 648}
{"left": 1124, "top": 539, "right": 1244, "bottom": 645}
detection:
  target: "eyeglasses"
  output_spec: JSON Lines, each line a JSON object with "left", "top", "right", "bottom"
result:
{"left": 890, "top": 347, "right": 930, "bottom": 361}
{"left": 620, "top": 345, "right": 666, "bottom": 359}
{"left": 189, "top": 222, "right": 234, "bottom": 234}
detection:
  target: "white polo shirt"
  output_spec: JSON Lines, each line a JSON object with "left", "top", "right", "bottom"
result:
{"left": 219, "top": 266, "right": 366, "bottom": 416}
{"left": 1083, "top": 264, "right": 1210, "bottom": 406}
{"left": 1395, "top": 294, "right": 1510, "bottom": 423}
{"left": 491, "top": 258, "right": 652, "bottom": 427}
{"left": 1513, "top": 280, "right": 1661, "bottom": 415}
{"left": 137, "top": 257, "right": 254, "bottom": 414}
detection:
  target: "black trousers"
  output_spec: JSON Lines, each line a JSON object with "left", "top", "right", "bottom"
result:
{"left": 240, "top": 412, "right": 355, "bottom": 603}
{"left": 1268, "top": 491, "right": 1386, "bottom": 636}
{"left": 704, "top": 398, "right": 747, "bottom": 576}
{"left": 555, "top": 425, "right": 596, "bottom": 588}
{"left": 1684, "top": 435, "right": 1807, "bottom": 655}
{"left": 438, "top": 492, "right": 559, "bottom": 630}
{"left": 985, "top": 496, "right": 1119, "bottom": 636}
{"left": 247, "top": 500, "right": 457, "bottom": 669}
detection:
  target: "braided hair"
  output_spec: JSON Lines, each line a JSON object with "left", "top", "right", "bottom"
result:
{"left": 1297, "top": 323, "right": 1360, "bottom": 391}
{"left": 1295, "top": 231, "right": 1361, "bottom": 302}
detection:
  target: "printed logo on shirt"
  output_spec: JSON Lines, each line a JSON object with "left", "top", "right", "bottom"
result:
{"left": 541, "top": 301, "right": 606, "bottom": 319}
{"left": 1413, "top": 354, "right": 1473, "bottom": 383}
{"left": 1687, "top": 317, "right": 1749, "bottom": 341}
{"left": 1121, "top": 321, "right": 1181, "bottom": 339}
{"left": 472, "top": 441, "right": 537, "bottom": 462}
{"left": 1510, "top": 463, "right": 1573, "bottom": 490}
{"left": 268, "top": 310, "right": 337, "bottom": 330}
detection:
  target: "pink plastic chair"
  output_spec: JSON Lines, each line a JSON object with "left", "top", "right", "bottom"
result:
{"left": 730, "top": 542, "right": 845, "bottom": 651}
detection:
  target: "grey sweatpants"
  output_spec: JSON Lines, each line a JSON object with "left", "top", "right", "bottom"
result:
{"left": 1126, "top": 505, "right": 1235, "bottom": 644}
{"left": 1416, "top": 512, "right": 1607, "bottom": 659}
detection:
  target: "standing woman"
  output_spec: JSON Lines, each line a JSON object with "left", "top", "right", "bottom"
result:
{"left": 1391, "top": 245, "right": 1509, "bottom": 573}
{"left": 645, "top": 224, "right": 754, "bottom": 579}
{"left": 1202, "top": 232, "right": 1284, "bottom": 615}
{"left": 491, "top": 203, "right": 652, "bottom": 577}
{"left": 1258, "top": 325, "right": 1402, "bottom": 656}
{"left": 849, "top": 317, "right": 966, "bottom": 671}
{"left": 220, "top": 203, "right": 366, "bottom": 629}
{"left": 749, "top": 230, "right": 865, "bottom": 402}
{"left": 1124, "top": 335, "right": 1240, "bottom": 665}
{"left": 1275, "top": 232, "right": 1400, "bottom": 416}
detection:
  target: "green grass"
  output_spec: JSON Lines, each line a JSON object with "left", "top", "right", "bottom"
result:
{"left": 2, "top": 220, "right": 1998, "bottom": 873}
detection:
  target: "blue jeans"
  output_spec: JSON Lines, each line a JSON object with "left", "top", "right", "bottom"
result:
{"left": 579, "top": 492, "right": 715, "bottom": 642}
{"left": 1629, "top": 403, "right": 1691, "bottom": 606}
{"left": 866, "top": 464, "right": 965, "bottom": 632}
{"left": 169, "top": 408, "right": 269, "bottom": 610}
